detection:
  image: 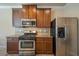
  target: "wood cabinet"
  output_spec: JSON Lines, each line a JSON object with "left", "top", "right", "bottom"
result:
{"left": 7, "top": 37, "right": 19, "bottom": 54}
{"left": 28, "top": 5, "right": 37, "bottom": 19}
{"left": 44, "top": 9, "right": 51, "bottom": 28}
{"left": 36, "top": 38, "right": 43, "bottom": 54}
{"left": 12, "top": 8, "right": 22, "bottom": 28}
{"left": 37, "top": 8, "right": 51, "bottom": 28}
{"left": 22, "top": 5, "right": 37, "bottom": 19}
{"left": 22, "top": 5, "right": 29, "bottom": 19}
{"left": 12, "top": 5, "right": 51, "bottom": 28}
{"left": 36, "top": 37, "right": 53, "bottom": 54}
{"left": 37, "top": 9, "right": 44, "bottom": 28}
{"left": 12, "top": 8, "right": 22, "bottom": 19}
{"left": 12, "top": 5, "right": 37, "bottom": 27}
{"left": 13, "top": 5, "right": 37, "bottom": 20}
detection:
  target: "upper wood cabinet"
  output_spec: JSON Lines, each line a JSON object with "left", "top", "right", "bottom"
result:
{"left": 37, "top": 9, "right": 44, "bottom": 28}
{"left": 22, "top": 5, "right": 37, "bottom": 19}
{"left": 12, "top": 5, "right": 51, "bottom": 28}
{"left": 13, "top": 5, "right": 37, "bottom": 19}
{"left": 12, "top": 8, "right": 22, "bottom": 19}
{"left": 12, "top": 8, "right": 22, "bottom": 27}
{"left": 37, "top": 8, "right": 51, "bottom": 28}
{"left": 29, "top": 5, "right": 37, "bottom": 19}
{"left": 12, "top": 5, "right": 37, "bottom": 27}
{"left": 44, "top": 8, "right": 51, "bottom": 28}
{"left": 22, "top": 5, "right": 29, "bottom": 19}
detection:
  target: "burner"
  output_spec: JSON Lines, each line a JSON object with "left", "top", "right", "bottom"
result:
{"left": 19, "top": 33, "right": 36, "bottom": 40}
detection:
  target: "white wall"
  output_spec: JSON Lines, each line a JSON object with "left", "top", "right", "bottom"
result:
{"left": 52, "top": 7, "right": 65, "bottom": 17}
{"left": 0, "top": 8, "right": 15, "bottom": 55}
{"left": 52, "top": 3, "right": 79, "bottom": 17}
{"left": 64, "top": 3, "right": 79, "bottom": 17}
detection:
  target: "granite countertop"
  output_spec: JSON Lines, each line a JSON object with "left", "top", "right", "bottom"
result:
{"left": 36, "top": 35, "right": 53, "bottom": 38}
{"left": 7, "top": 34, "right": 53, "bottom": 38}
{"left": 7, "top": 34, "right": 23, "bottom": 37}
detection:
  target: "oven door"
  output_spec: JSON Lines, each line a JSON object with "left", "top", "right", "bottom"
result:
{"left": 19, "top": 40, "right": 35, "bottom": 50}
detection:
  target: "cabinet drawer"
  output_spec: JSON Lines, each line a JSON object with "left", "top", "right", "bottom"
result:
{"left": 7, "top": 51, "right": 18, "bottom": 54}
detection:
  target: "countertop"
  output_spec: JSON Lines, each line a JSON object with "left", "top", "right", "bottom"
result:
{"left": 7, "top": 34, "right": 53, "bottom": 38}
{"left": 36, "top": 35, "right": 53, "bottom": 38}
{"left": 7, "top": 34, "right": 23, "bottom": 37}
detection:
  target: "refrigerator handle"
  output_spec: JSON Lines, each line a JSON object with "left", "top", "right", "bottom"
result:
{"left": 64, "top": 27, "right": 67, "bottom": 40}
{"left": 65, "top": 27, "right": 69, "bottom": 40}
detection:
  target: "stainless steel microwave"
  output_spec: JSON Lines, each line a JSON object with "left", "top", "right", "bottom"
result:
{"left": 21, "top": 19, "right": 36, "bottom": 27}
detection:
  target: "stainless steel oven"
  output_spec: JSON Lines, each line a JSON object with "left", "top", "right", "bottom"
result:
{"left": 19, "top": 31, "right": 36, "bottom": 56}
{"left": 19, "top": 40, "right": 35, "bottom": 50}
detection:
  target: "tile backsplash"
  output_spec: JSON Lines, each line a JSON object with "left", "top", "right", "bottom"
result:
{"left": 15, "top": 28, "right": 50, "bottom": 36}
{"left": 37, "top": 28, "right": 50, "bottom": 37}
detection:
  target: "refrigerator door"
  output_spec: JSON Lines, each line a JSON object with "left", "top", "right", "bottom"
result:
{"left": 56, "top": 17, "right": 78, "bottom": 56}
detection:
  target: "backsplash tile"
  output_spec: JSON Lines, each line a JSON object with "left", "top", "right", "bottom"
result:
{"left": 15, "top": 28, "right": 50, "bottom": 37}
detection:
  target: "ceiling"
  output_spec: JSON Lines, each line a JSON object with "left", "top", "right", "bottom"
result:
{"left": 0, "top": 3, "right": 66, "bottom": 8}
{"left": 36, "top": 3, "right": 66, "bottom": 6}
{"left": 0, "top": 3, "right": 66, "bottom": 6}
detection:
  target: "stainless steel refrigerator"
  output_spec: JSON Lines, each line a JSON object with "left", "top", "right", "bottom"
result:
{"left": 51, "top": 17, "right": 78, "bottom": 56}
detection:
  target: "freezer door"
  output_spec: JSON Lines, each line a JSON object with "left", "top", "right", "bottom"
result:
{"left": 56, "top": 17, "right": 78, "bottom": 56}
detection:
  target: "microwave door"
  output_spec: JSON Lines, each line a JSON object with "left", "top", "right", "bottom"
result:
{"left": 22, "top": 21, "right": 32, "bottom": 27}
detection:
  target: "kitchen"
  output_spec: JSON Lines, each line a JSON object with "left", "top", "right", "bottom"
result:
{"left": 7, "top": 4, "right": 53, "bottom": 56}
{"left": 0, "top": 3, "right": 79, "bottom": 56}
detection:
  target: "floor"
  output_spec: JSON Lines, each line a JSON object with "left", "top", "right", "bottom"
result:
{"left": 6, "top": 54, "right": 54, "bottom": 56}
{"left": 36, "top": 54, "right": 54, "bottom": 56}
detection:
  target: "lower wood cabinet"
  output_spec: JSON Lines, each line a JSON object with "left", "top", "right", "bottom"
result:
{"left": 7, "top": 36, "right": 53, "bottom": 54}
{"left": 7, "top": 37, "right": 19, "bottom": 54}
{"left": 36, "top": 37, "right": 53, "bottom": 54}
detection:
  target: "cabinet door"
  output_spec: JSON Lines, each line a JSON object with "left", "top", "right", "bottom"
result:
{"left": 37, "top": 9, "right": 51, "bottom": 28}
{"left": 45, "top": 38, "right": 53, "bottom": 54}
{"left": 13, "top": 8, "right": 22, "bottom": 19}
{"left": 44, "top": 9, "right": 51, "bottom": 28}
{"left": 22, "top": 5, "right": 29, "bottom": 19}
{"left": 37, "top": 9, "right": 44, "bottom": 28}
{"left": 36, "top": 37, "right": 44, "bottom": 54}
{"left": 12, "top": 8, "right": 22, "bottom": 27}
{"left": 42, "top": 39, "right": 47, "bottom": 54}
{"left": 29, "top": 5, "right": 37, "bottom": 19}
{"left": 36, "top": 37, "right": 53, "bottom": 54}
{"left": 7, "top": 37, "right": 19, "bottom": 54}
{"left": 43, "top": 37, "right": 53, "bottom": 54}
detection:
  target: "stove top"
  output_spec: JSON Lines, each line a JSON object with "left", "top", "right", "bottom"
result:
{"left": 19, "top": 33, "right": 36, "bottom": 40}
